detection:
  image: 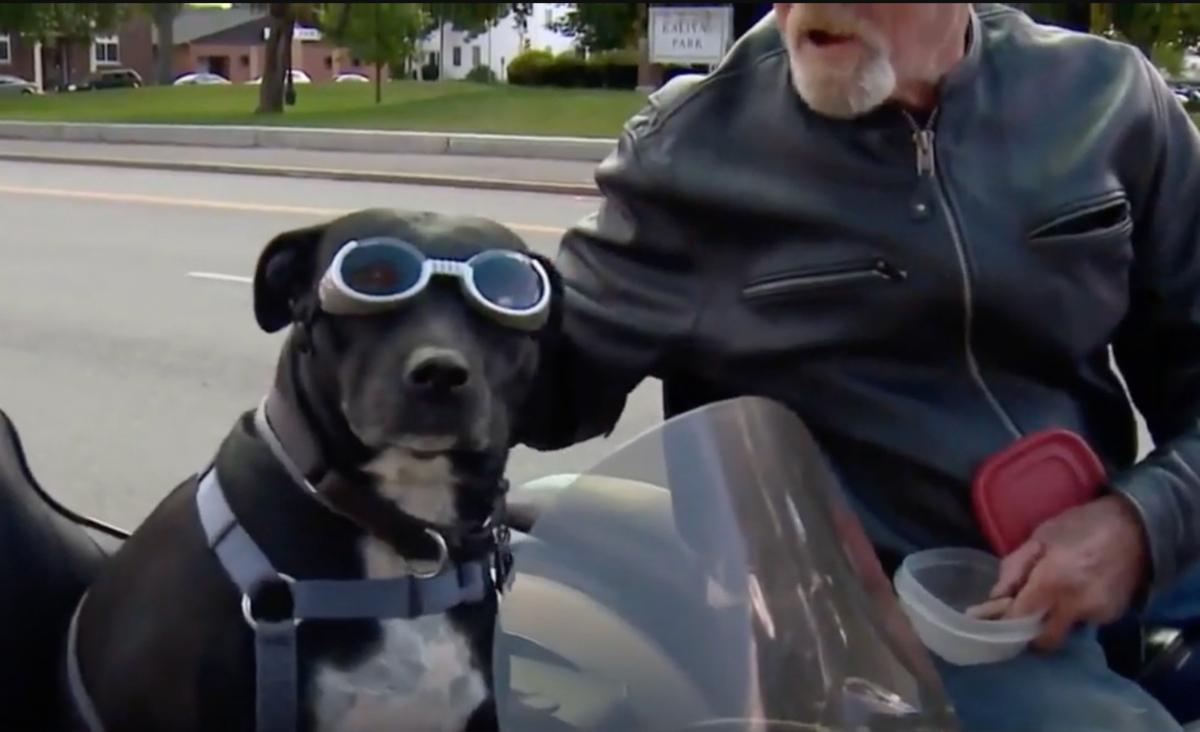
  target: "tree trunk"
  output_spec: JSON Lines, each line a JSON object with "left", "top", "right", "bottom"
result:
{"left": 60, "top": 43, "right": 70, "bottom": 88}
{"left": 375, "top": 3, "right": 383, "bottom": 102}
{"left": 439, "top": 7, "right": 446, "bottom": 80}
{"left": 153, "top": 4, "right": 178, "bottom": 85}
{"left": 257, "top": 4, "right": 292, "bottom": 114}
{"left": 634, "top": 4, "right": 656, "bottom": 91}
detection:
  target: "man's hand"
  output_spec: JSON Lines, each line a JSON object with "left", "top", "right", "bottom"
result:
{"left": 989, "top": 495, "right": 1149, "bottom": 652}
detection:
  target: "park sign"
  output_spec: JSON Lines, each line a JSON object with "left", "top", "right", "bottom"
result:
{"left": 649, "top": 5, "right": 734, "bottom": 65}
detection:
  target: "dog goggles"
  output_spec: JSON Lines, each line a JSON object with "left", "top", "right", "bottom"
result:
{"left": 317, "top": 238, "right": 552, "bottom": 331}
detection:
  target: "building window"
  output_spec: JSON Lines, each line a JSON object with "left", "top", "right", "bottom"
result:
{"left": 241, "top": 54, "right": 250, "bottom": 67}
{"left": 352, "top": 57, "right": 362, "bottom": 67}
{"left": 93, "top": 35, "right": 119, "bottom": 65}
{"left": 428, "top": 51, "right": 437, "bottom": 66}
{"left": 452, "top": 46, "right": 462, "bottom": 67}
{"left": 324, "top": 56, "right": 333, "bottom": 70}
{"left": 472, "top": 46, "right": 482, "bottom": 67}
{"left": 0, "top": 34, "right": 11, "bottom": 65}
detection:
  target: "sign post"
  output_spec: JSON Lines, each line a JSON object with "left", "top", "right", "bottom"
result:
{"left": 649, "top": 5, "right": 734, "bottom": 68}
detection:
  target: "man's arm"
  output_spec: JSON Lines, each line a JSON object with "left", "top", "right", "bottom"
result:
{"left": 516, "top": 109, "right": 706, "bottom": 451}
{"left": 996, "top": 53, "right": 1200, "bottom": 647}
{"left": 1107, "top": 56, "right": 1200, "bottom": 598}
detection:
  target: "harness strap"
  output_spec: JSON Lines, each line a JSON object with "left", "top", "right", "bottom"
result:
{"left": 194, "top": 468, "right": 494, "bottom": 732}
{"left": 290, "top": 564, "right": 488, "bottom": 620}
{"left": 255, "top": 620, "right": 299, "bottom": 732}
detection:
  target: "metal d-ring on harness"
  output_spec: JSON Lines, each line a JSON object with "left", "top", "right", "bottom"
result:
{"left": 65, "top": 397, "right": 515, "bottom": 732}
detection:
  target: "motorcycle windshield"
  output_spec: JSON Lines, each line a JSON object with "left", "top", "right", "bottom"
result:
{"left": 494, "top": 397, "right": 959, "bottom": 732}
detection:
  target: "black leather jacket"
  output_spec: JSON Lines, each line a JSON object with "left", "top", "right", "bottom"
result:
{"left": 520, "top": 4, "right": 1200, "bottom": 596}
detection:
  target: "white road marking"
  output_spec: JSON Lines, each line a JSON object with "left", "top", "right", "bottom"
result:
{"left": 187, "top": 271, "right": 253, "bottom": 284}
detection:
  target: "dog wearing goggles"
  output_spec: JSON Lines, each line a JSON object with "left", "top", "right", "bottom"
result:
{"left": 71, "top": 209, "right": 558, "bottom": 732}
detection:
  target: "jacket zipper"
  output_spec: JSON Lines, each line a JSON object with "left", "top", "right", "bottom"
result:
{"left": 743, "top": 259, "right": 905, "bottom": 300}
{"left": 904, "top": 109, "right": 1022, "bottom": 439}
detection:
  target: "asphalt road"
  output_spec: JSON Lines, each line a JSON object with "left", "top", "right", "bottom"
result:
{"left": 0, "top": 160, "right": 661, "bottom": 528}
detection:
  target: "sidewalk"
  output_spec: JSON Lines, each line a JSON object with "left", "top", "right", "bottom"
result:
{"left": 0, "top": 140, "right": 603, "bottom": 196}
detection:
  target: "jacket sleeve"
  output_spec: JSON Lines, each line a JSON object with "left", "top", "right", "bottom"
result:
{"left": 1109, "top": 55, "right": 1200, "bottom": 596}
{"left": 515, "top": 110, "right": 706, "bottom": 452}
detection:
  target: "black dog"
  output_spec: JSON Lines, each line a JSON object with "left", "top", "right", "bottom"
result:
{"left": 70, "top": 209, "right": 553, "bottom": 732}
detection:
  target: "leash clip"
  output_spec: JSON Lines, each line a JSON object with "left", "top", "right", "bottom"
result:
{"left": 493, "top": 524, "right": 515, "bottom": 594}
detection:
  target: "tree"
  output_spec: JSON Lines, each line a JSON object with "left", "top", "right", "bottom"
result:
{"left": 1103, "top": 4, "right": 1200, "bottom": 67}
{"left": 548, "top": 3, "right": 654, "bottom": 87}
{"left": 257, "top": 2, "right": 295, "bottom": 114}
{"left": 549, "top": 3, "right": 642, "bottom": 52}
{"left": 138, "top": 2, "right": 182, "bottom": 85}
{"left": 324, "top": 3, "right": 426, "bottom": 103}
{"left": 1022, "top": 3, "right": 1200, "bottom": 70}
{"left": 255, "top": 2, "right": 338, "bottom": 114}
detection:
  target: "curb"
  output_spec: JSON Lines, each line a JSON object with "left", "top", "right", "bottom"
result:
{"left": 0, "top": 152, "right": 600, "bottom": 197}
{"left": 0, "top": 121, "right": 617, "bottom": 163}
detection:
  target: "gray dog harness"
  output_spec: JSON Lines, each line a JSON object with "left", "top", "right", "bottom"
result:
{"left": 196, "top": 468, "right": 496, "bottom": 732}
{"left": 66, "top": 398, "right": 510, "bottom": 732}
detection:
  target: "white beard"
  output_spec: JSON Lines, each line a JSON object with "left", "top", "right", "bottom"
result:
{"left": 787, "top": 48, "right": 897, "bottom": 119}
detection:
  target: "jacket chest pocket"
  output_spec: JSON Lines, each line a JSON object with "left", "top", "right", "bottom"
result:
{"left": 1027, "top": 193, "right": 1133, "bottom": 251}
{"left": 741, "top": 257, "right": 907, "bottom": 303}
{"left": 1019, "top": 192, "right": 1135, "bottom": 349}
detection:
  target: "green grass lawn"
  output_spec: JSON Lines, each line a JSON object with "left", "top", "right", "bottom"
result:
{"left": 2, "top": 80, "right": 1194, "bottom": 138}
{"left": 0, "top": 81, "right": 648, "bottom": 138}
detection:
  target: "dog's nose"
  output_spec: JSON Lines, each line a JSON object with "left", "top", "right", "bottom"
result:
{"left": 406, "top": 349, "right": 471, "bottom": 394}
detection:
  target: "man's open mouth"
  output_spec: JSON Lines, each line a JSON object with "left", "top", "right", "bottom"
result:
{"left": 805, "top": 29, "right": 858, "bottom": 48}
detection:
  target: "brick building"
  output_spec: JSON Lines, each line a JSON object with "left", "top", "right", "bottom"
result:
{"left": 0, "top": 16, "right": 153, "bottom": 90}
{"left": 172, "top": 15, "right": 384, "bottom": 84}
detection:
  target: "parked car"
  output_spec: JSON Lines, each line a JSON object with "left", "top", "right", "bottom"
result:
{"left": 1169, "top": 82, "right": 1200, "bottom": 107}
{"left": 67, "top": 68, "right": 143, "bottom": 92}
{"left": 0, "top": 74, "right": 38, "bottom": 95}
{"left": 335, "top": 73, "right": 370, "bottom": 83}
{"left": 246, "top": 69, "right": 312, "bottom": 85}
{"left": 173, "top": 72, "right": 231, "bottom": 86}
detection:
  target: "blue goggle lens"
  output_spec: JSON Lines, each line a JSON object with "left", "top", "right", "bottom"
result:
{"left": 340, "top": 242, "right": 423, "bottom": 296}
{"left": 471, "top": 253, "right": 544, "bottom": 311}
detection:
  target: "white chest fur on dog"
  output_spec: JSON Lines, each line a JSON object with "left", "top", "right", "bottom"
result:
{"left": 310, "top": 449, "right": 488, "bottom": 732}
{"left": 311, "top": 537, "right": 488, "bottom": 732}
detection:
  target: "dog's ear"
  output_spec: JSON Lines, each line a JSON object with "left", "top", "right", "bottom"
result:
{"left": 253, "top": 223, "right": 328, "bottom": 333}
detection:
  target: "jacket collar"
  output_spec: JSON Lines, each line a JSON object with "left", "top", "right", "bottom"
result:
{"left": 938, "top": 4, "right": 985, "bottom": 101}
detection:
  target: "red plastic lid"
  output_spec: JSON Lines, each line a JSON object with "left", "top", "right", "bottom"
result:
{"left": 971, "top": 429, "right": 1106, "bottom": 557}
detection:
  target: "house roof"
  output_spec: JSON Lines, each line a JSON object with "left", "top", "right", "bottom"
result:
{"left": 188, "top": 16, "right": 272, "bottom": 47}
{"left": 165, "top": 7, "right": 265, "bottom": 46}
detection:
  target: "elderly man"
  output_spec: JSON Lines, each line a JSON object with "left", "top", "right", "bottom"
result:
{"left": 518, "top": 2, "right": 1200, "bottom": 730}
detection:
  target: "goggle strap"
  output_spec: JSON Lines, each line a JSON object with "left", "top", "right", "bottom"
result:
{"left": 428, "top": 259, "right": 468, "bottom": 277}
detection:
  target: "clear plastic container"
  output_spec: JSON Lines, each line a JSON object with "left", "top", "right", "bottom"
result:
{"left": 893, "top": 547, "right": 1044, "bottom": 666}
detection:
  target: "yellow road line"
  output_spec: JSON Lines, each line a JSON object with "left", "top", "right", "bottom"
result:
{"left": 0, "top": 184, "right": 566, "bottom": 236}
